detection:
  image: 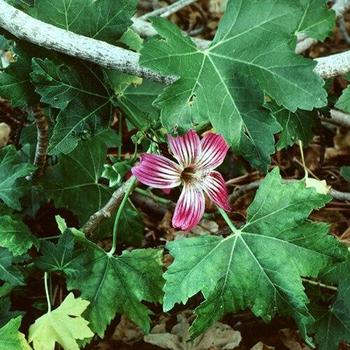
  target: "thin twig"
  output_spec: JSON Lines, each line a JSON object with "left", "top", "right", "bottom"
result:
{"left": 229, "top": 178, "right": 350, "bottom": 203}
{"left": 1, "top": 0, "right": 350, "bottom": 82}
{"left": 141, "top": 0, "right": 197, "bottom": 20}
{"left": 32, "top": 104, "right": 49, "bottom": 178}
{"left": 229, "top": 180, "right": 262, "bottom": 203}
{"left": 82, "top": 177, "right": 139, "bottom": 235}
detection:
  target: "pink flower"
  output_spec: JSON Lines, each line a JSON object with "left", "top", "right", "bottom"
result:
{"left": 132, "top": 130, "right": 230, "bottom": 231}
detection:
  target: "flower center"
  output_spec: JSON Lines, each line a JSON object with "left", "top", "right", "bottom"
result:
{"left": 181, "top": 166, "right": 196, "bottom": 184}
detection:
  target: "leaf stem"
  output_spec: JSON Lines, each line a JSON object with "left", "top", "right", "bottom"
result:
{"left": 44, "top": 272, "right": 51, "bottom": 313}
{"left": 217, "top": 207, "right": 241, "bottom": 235}
{"left": 118, "top": 114, "right": 123, "bottom": 160}
{"left": 108, "top": 176, "right": 138, "bottom": 256}
{"left": 134, "top": 187, "right": 173, "bottom": 206}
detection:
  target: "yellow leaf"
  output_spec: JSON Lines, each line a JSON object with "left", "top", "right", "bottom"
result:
{"left": 28, "top": 293, "right": 93, "bottom": 350}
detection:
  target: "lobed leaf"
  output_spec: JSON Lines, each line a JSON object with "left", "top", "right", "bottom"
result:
{"left": 163, "top": 168, "right": 345, "bottom": 341}
{"left": 28, "top": 293, "right": 93, "bottom": 350}
{"left": 67, "top": 231, "right": 164, "bottom": 337}
{"left": 140, "top": 0, "right": 328, "bottom": 170}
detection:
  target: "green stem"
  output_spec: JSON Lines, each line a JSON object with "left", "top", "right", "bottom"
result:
{"left": 134, "top": 187, "right": 173, "bottom": 206}
{"left": 118, "top": 115, "right": 123, "bottom": 160}
{"left": 108, "top": 176, "right": 138, "bottom": 256}
{"left": 217, "top": 207, "right": 241, "bottom": 235}
{"left": 44, "top": 272, "right": 51, "bottom": 313}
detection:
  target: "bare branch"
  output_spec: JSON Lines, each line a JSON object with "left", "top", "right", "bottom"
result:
{"left": 32, "top": 104, "right": 48, "bottom": 177}
{"left": 0, "top": 0, "right": 176, "bottom": 85}
{"left": 314, "top": 50, "right": 350, "bottom": 78}
{"left": 295, "top": 36, "right": 317, "bottom": 54}
{"left": 82, "top": 176, "right": 138, "bottom": 235}
{"left": 330, "top": 188, "right": 350, "bottom": 201}
{"left": 326, "top": 109, "right": 350, "bottom": 128}
{"left": 141, "top": 0, "right": 198, "bottom": 20}
{"left": 1, "top": 0, "right": 350, "bottom": 82}
{"left": 229, "top": 178, "right": 350, "bottom": 203}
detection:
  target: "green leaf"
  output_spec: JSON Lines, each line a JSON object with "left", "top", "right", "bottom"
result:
{"left": 0, "top": 248, "right": 24, "bottom": 286}
{"left": 119, "top": 28, "right": 144, "bottom": 52}
{"left": 104, "top": 69, "right": 163, "bottom": 129}
{"left": 28, "top": 293, "right": 93, "bottom": 350}
{"left": 341, "top": 166, "right": 350, "bottom": 182}
{"left": 0, "top": 215, "right": 38, "bottom": 256}
{"left": 48, "top": 99, "right": 112, "bottom": 155}
{"left": 35, "top": 231, "right": 81, "bottom": 277}
{"left": 118, "top": 201, "right": 144, "bottom": 246}
{"left": 296, "top": 0, "right": 335, "bottom": 41}
{"left": 30, "top": 0, "right": 137, "bottom": 44}
{"left": 30, "top": 58, "right": 113, "bottom": 155}
{"left": 312, "top": 277, "right": 350, "bottom": 350}
{"left": 0, "top": 43, "right": 37, "bottom": 107}
{"left": 0, "top": 146, "right": 36, "bottom": 210}
{"left": 269, "top": 103, "right": 318, "bottom": 149}
{"left": 41, "top": 135, "right": 112, "bottom": 226}
{"left": 336, "top": 85, "right": 350, "bottom": 113}
{"left": 0, "top": 317, "right": 31, "bottom": 350}
{"left": 0, "top": 297, "right": 22, "bottom": 327}
{"left": 163, "top": 168, "right": 345, "bottom": 340}
{"left": 140, "top": 1, "right": 327, "bottom": 169}
{"left": 67, "top": 231, "right": 163, "bottom": 337}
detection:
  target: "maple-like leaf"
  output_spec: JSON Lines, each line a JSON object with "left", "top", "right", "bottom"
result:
{"left": 0, "top": 146, "right": 35, "bottom": 210}
{"left": 67, "top": 229, "right": 164, "bottom": 337}
{"left": 0, "top": 248, "right": 25, "bottom": 286}
{"left": 163, "top": 168, "right": 345, "bottom": 341}
{"left": 0, "top": 40, "right": 38, "bottom": 107}
{"left": 269, "top": 103, "right": 318, "bottom": 149}
{"left": 35, "top": 231, "right": 81, "bottom": 277}
{"left": 335, "top": 83, "right": 350, "bottom": 113}
{"left": 0, "top": 297, "right": 22, "bottom": 327}
{"left": 41, "top": 134, "right": 112, "bottom": 226}
{"left": 28, "top": 293, "right": 93, "bottom": 350}
{"left": 312, "top": 278, "right": 350, "bottom": 350}
{"left": 0, "top": 215, "right": 38, "bottom": 256}
{"left": 296, "top": 0, "right": 335, "bottom": 41}
{"left": 31, "top": 58, "right": 113, "bottom": 155}
{"left": 140, "top": 0, "right": 327, "bottom": 170}
{"left": 29, "top": 0, "right": 137, "bottom": 44}
{"left": 0, "top": 317, "right": 31, "bottom": 350}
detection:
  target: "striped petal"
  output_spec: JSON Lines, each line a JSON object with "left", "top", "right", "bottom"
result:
{"left": 172, "top": 185, "right": 205, "bottom": 231}
{"left": 196, "top": 132, "right": 229, "bottom": 171}
{"left": 132, "top": 154, "right": 181, "bottom": 189}
{"left": 202, "top": 171, "right": 230, "bottom": 211}
{"left": 168, "top": 130, "right": 201, "bottom": 168}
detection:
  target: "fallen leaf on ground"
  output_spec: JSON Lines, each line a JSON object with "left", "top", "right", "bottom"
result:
{"left": 144, "top": 311, "right": 241, "bottom": 350}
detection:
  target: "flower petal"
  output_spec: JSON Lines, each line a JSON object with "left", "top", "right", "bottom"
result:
{"left": 202, "top": 171, "right": 230, "bottom": 211}
{"left": 168, "top": 130, "right": 201, "bottom": 168}
{"left": 172, "top": 185, "right": 205, "bottom": 231}
{"left": 196, "top": 132, "right": 229, "bottom": 170}
{"left": 132, "top": 154, "right": 181, "bottom": 189}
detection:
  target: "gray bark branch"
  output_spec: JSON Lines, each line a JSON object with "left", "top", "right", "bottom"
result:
{"left": 1, "top": 0, "right": 350, "bottom": 84}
